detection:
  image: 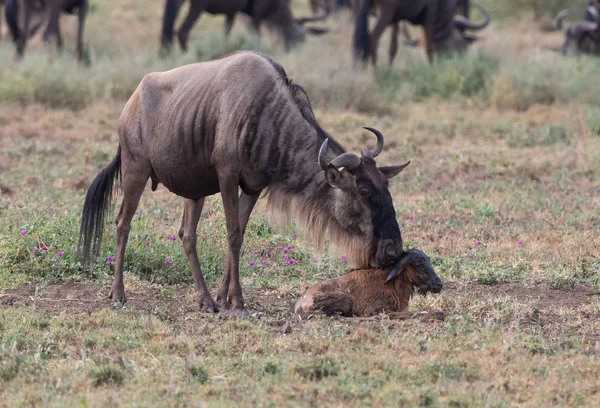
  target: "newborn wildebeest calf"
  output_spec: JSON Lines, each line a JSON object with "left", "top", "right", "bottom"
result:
{"left": 295, "top": 249, "right": 443, "bottom": 318}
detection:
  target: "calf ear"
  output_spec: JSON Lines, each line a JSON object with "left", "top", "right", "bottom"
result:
{"left": 385, "top": 254, "right": 410, "bottom": 283}
{"left": 325, "top": 165, "right": 352, "bottom": 189}
{"left": 379, "top": 161, "right": 410, "bottom": 180}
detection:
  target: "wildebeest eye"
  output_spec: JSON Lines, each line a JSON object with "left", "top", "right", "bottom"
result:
{"left": 358, "top": 187, "right": 370, "bottom": 197}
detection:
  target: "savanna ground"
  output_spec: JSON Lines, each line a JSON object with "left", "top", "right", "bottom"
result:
{"left": 1, "top": 0, "right": 600, "bottom": 406}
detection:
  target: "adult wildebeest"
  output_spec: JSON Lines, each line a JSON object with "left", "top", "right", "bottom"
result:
{"left": 353, "top": 0, "right": 490, "bottom": 65}
{"left": 160, "top": 0, "right": 327, "bottom": 56}
{"left": 5, "top": 0, "right": 87, "bottom": 61}
{"left": 79, "top": 51, "right": 410, "bottom": 316}
{"left": 555, "top": 1, "right": 600, "bottom": 55}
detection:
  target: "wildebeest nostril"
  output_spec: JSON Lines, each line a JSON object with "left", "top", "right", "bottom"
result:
{"left": 384, "top": 241, "right": 401, "bottom": 259}
{"left": 430, "top": 278, "right": 443, "bottom": 293}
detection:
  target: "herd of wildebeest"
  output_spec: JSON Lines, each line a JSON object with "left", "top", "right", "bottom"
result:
{"left": 2, "top": 1, "right": 599, "bottom": 318}
{"left": 2, "top": 0, "right": 600, "bottom": 62}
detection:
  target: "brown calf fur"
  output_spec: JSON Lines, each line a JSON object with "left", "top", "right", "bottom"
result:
{"left": 295, "top": 249, "right": 443, "bottom": 318}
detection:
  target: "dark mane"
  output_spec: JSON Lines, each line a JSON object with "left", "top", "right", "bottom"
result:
{"left": 249, "top": 51, "right": 345, "bottom": 154}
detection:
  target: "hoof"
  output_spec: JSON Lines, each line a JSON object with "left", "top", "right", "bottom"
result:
{"left": 109, "top": 288, "right": 127, "bottom": 304}
{"left": 216, "top": 296, "right": 231, "bottom": 311}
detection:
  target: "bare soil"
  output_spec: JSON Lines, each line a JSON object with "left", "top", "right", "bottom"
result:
{"left": 1, "top": 280, "right": 596, "bottom": 321}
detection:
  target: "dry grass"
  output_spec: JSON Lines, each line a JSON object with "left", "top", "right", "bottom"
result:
{"left": 1, "top": 0, "right": 600, "bottom": 406}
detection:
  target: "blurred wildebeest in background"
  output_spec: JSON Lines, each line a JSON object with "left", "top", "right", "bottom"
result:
{"left": 1, "top": 0, "right": 4, "bottom": 41}
{"left": 353, "top": 0, "right": 489, "bottom": 65}
{"left": 79, "top": 51, "right": 410, "bottom": 316}
{"left": 309, "top": 0, "right": 352, "bottom": 16}
{"left": 555, "top": 0, "right": 600, "bottom": 55}
{"left": 160, "top": 0, "right": 327, "bottom": 56}
{"left": 5, "top": 0, "right": 88, "bottom": 61}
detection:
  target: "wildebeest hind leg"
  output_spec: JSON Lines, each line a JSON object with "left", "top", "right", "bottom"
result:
{"left": 110, "top": 174, "right": 148, "bottom": 303}
{"left": 216, "top": 191, "right": 260, "bottom": 310}
{"left": 178, "top": 198, "right": 219, "bottom": 313}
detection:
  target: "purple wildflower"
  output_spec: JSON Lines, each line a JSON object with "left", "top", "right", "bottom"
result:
{"left": 49, "top": 207, "right": 54, "bottom": 212}
{"left": 164, "top": 258, "right": 172, "bottom": 265}
{"left": 57, "top": 251, "right": 64, "bottom": 258}
{"left": 288, "top": 259, "right": 295, "bottom": 265}
{"left": 283, "top": 249, "right": 289, "bottom": 253}
{"left": 248, "top": 261, "right": 255, "bottom": 266}
{"left": 313, "top": 258, "right": 319, "bottom": 263}
{"left": 106, "top": 256, "right": 114, "bottom": 264}
{"left": 261, "top": 260, "right": 267, "bottom": 265}
{"left": 251, "top": 248, "right": 256, "bottom": 253}
{"left": 134, "top": 250, "right": 140, "bottom": 255}
{"left": 340, "top": 255, "right": 347, "bottom": 261}
{"left": 41, "top": 245, "right": 48, "bottom": 251}
{"left": 282, "top": 256, "right": 289, "bottom": 262}
{"left": 171, "top": 235, "right": 177, "bottom": 241}
{"left": 475, "top": 240, "right": 481, "bottom": 246}
{"left": 287, "top": 245, "right": 293, "bottom": 250}
{"left": 20, "top": 230, "right": 27, "bottom": 236}
{"left": 33, "top": 247, "right": 38, "bottom": 253}
{"left": 145, "top": 241, "right": 150, "bottom": 246}
{"left": 518, "top": 241, "right": 523, "bottom": 246}
{"left": 291, "top": 233, "right": 297, "bottom": 238}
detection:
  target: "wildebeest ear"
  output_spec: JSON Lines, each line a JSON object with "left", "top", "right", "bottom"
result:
{"left": 463, "top": 34, "right": 479, "bottom": 44}
{"left": 305, "top": 27, "right": 328, "bottom": 36}
{"left": 325, "top": 165, "right": 351, "bottom": 189}
{"left": 379, "top": 161, "right": 410, "bottom": 179}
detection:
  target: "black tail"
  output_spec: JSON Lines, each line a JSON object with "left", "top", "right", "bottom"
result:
{"left": 5, "top": 0, "right": 24, "bottom": 56}
{"left": 353, "top": 0, "right": 370, "bottom": 63}
{"left": 160, "top": 0, "right": 182, "bottom": 56}
{"left": 78, "top": 146, "right": 122, "bottom": 268}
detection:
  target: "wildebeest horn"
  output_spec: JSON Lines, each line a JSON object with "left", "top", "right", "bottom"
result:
{"left": 454, "top": 4, "right": 490, "bottom": 32}
{"left": 318, "top": 139, "right": 361, "bottom": 170}
{"left": 363, "top": 127, "right": 384, "bottom": 158}
{"left": 555, "top": 9, "right": 569, "bottom": 30}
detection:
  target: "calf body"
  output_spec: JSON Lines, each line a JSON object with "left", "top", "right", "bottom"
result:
{"left": 295, "top": 249, "right": 443, "bottom": 317}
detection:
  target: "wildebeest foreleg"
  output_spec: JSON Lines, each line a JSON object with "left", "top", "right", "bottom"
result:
{"left": 224, "top": 14, "right": 235, "bottom": 38}
{"left": 76, "top": 0, "right": 88, "bottom": 62}
{"left": 389, "top": 23, "right": 399, "bottom": 65}
{"left": 216, "top": 173, "right": 251, "bottom": 315}
{"left": 423, "top": 6, "right": 436, "bottom": 62}
{"left": 216, "top": 191, "right": 260, "bottom": 310}
{"left": 178, "top": 198, "right": 219, "bottom": 313}
{"left": 110, "top": 178, "right": 147, "bottom": 303}
{"left": 177, "top": 0, "right": 207, "bottom": 52}
{"left": 369, "top": 12, "right": 394, "bottom": 65}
